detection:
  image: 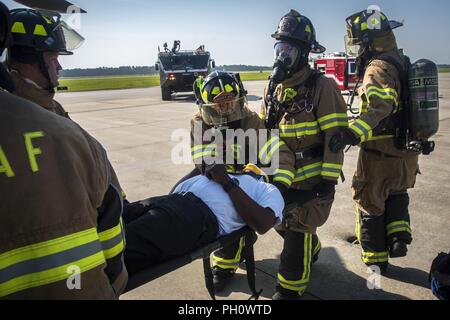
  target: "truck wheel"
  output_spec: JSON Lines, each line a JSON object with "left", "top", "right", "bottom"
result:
{"left": 161, "top": 87, "right": 172, "bottom": 101}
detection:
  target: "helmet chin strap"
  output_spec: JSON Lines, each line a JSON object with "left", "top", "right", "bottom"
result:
{"left": 37, "top": 52, "right": 55, "bottom": 93}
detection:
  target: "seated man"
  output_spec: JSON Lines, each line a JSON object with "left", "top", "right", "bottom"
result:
{"left": 124, "top": 164, "right": 284, "bottom": 275}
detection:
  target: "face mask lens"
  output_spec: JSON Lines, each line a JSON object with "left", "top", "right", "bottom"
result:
{"left": 274, "top": 42, "right": 298, "bottom": 68}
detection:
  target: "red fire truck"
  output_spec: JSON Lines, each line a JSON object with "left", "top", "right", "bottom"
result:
{"left": 312, "top": 52, "right": 359, "bottom": 93}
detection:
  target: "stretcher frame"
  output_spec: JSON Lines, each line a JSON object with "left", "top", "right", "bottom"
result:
{"left": 123, "top": 227, "right": 262, "bottom": 300}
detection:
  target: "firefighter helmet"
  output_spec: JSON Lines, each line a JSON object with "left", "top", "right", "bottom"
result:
{"left": 0, "top": 1, "right": 10, "bottom": 55}
{"left": 9, "top": 8, "right": 84, "bottom": 63}
{"left": 346, "top": 9, "right": 403, "bottom": 46}
{"left": 272, "top": 10, "right": 325, "bottom": 54}
{"left": 195, "top": 71, "right": 249, "bottom": 127}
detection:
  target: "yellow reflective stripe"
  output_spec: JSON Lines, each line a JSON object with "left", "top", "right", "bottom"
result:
{"left": 277, "top": 273, "right": 309, "bottom": 286}
{"left": 11, "top": 22, "right": 26, "bottom": 34}
{"left": 349, "top": 119, "right": 372, "bottom": 142}
{"left": 0, "top": 251, "right": 105, "bottom": 298}
{"left": 313, "top": 239, "right": 321, "bottom": 256}
{"left": 366, "top": 86, "right": 398, "bottom": 98}
{"left": 259, "top": 136, "right": 285, "bottom": 164}
{"left": 317, "top": 113, "right": 348, "bottom": 124}
{"left": 212, "top": 237, "right": 245, "bottom": 270}
{"left": 386, "top": 221, "right": 411, "bottom": 236}
{"left": 318, "top": 113, "right": 349, "bottom": 131}
{"left": 102, "top": 241, "right": 125, "bottom": 260}
{"left": 361, "top": 22, "right": 368, "bottom": 31}
{"left": 98, "top": 221, "right": 125, "bottom": 260}
{"left": 33, "top": 24, "right": 48, "bottom": 36}
{"left": 192, "top": 151, "right": 215, "bottom": 160}
{"left": 274, "top": 169, "right": 295, "bottom": 187}
{"left": 98, "top": 223, "right": 122, "bottom": 243}
{"left": 356, "top": 207, "right": 362, "bottom": 243}
{"left": 367, "top": 91, "right": 399, "bottom": 106}
{"left": 293, "top": 162, "right": 322, "bottom": 182}
{"left": 273, "top": 176, "right": 293, "bottom": 187}
{"left": 362, "top": 251, "right": 389, "bottom": 263}
{"left": 191, "top": 144, "right": 216, "bottom": 152}
{"left": 265, "top": 141, "right": 285, "bottom": 164}
{"left": 0, "top": 228, "right": 99, "bottom": 270}
{"left": 321, "top": 163, "right": 343, "bottom": 179}
{"left": 280, "top": 122, "right": 320, "bottom": 137}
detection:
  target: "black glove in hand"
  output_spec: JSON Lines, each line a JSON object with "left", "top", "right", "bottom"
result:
{"left": 273, "top": 181, "right": 289, "bottom": 196}
{"left": 329, "top": 128, "right": 359, "bottom": 154}
{"left": 313, "top": 180, "right": 336, "bottom": 198}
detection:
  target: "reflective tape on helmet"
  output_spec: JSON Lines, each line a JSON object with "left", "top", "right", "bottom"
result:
{"left": 11, "top": 21, "right": 26, "bottom": 34}
{"left": 33, "top": 24, "right": 48, "bottom": 36}
{"left": 0, "top": 228, "right": 105, "bottom": 298}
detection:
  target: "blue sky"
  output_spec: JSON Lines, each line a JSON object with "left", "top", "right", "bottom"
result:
{"left": 4, "top": 0, "right": 450, "bottom": 69}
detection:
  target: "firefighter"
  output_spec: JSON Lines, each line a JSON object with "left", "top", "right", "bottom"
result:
{"left": 6, "top": 8, "right": 80, "bottom": 118}
{"left": 0, "top": 2, "right": 127, "bottom": 299}
{"left": 261, "top": 10, "right": 348, "bottom": 300}
{"left": 329, "top": 9, "right": 420, "bottom": 272}
{"left": 182, "top": 71, "right": 287, "bottom": 292}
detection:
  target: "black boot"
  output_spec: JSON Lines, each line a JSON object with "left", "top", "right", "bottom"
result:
{"left": 389, "top": 238, "right": 408, "bottom": 258}
{"left": 272, "top": 286, "right": 302, "bottom": 300}
{"left": 212, "top": 267, "right": 235, "bottom": 293}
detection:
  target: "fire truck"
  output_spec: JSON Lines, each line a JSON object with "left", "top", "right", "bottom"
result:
{"left": 312, "top": 52, "right": 358, "bottom": 93}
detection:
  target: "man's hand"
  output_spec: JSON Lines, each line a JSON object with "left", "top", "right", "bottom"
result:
{"left": 329, "top": 128, "right": 359, "bottom": 154}
{"left": 204, "top": 164, "right": 231, "bottom": 186}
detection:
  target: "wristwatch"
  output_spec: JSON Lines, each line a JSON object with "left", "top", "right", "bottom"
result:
{"left": 222, "top": 178, "right": 240, "bottom": 193}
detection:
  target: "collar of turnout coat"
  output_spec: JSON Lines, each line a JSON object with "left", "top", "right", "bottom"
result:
{"left": 9, "top": 69, "right": 55, "bottom": 109}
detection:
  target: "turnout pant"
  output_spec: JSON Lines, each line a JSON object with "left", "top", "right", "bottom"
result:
{"left": 123, "top": 193, "right": 219, "bottom": 275}
{"left": 275, "top": 189, "right": 333, "bottom": 297}
{"left": 353, "top": 149, "right": 418, "bottom": 267}
{"left": 212, "top": 233, "right": 257, "bottom": 272}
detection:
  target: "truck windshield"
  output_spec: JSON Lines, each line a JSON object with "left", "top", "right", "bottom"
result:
{"left": 159, "top": 54, "right": 210, "bottom": 71}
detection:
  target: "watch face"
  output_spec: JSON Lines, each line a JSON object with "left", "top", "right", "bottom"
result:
{"left": 232, "top": 178, "right": 240, "bottom": 186}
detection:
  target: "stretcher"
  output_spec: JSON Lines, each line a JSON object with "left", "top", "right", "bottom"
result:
{"left": 123, "top": 227, "right": 262, "bottom": 300}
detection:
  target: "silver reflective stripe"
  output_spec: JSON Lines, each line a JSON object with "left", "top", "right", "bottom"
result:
{"left": 0, "top": 240, "right": 102, "bottom": 284}
{"left": 100, "top": 233, "right": 123, "bottom": 252}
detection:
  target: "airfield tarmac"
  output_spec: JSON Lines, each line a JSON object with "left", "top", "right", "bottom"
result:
{"left": 57, "top": 74, "right": 450, "bottom": 300}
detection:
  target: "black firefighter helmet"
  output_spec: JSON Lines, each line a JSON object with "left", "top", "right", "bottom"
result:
{"left": 272, "top": 9, "right": 325, "bottom": 54}
{"left": 9, "top": 8, "right": 84, "bottom": 64}
{"left": 346, "top": 9, "right": 403, "bottom": 46}
{"left": 0, "top": 0, "right": 10, "bottom": 55}
{"left": 194, "top": 71, "right": 249, "bottom": 127}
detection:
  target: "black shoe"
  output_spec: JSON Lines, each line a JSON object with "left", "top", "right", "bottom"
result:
{"left": 312, "top": 253, "right": 319, "bottom": 264}
{"left": 272, "top": 287, "right": 302, "bottom": 300}
{"left": 389, "top": 239, "right": 408, "bottom": 258}
{"left": 212, "top": 268, "right": 235, "bottom": 293}
{"left": 367, "top": 263, "right": 389, "bottom": 275}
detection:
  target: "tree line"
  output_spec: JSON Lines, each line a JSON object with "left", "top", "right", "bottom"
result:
{"left": 60, "top": 65, "right": 272, "bottom": 78}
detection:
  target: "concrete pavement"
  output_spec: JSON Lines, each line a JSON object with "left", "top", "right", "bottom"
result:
{"left": 57, "top": 75, "right": 450, "bottom": 300}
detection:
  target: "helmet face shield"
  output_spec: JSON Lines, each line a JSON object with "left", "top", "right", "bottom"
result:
{"left": 274, "top": 41, "right": 299, "bottom": 68}
{"left": 59, "top": 20, "right": 84, "bottom": 52}
{"left": 345, "top": 35, "right": 361, "bottom": 57}
{"left": 199, "top": 94, "right": 249, "bottom": 127}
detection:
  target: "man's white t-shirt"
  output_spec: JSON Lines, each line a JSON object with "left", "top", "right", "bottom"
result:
{"left": 173, "top": 174, "right": 285, "bottom": 236}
